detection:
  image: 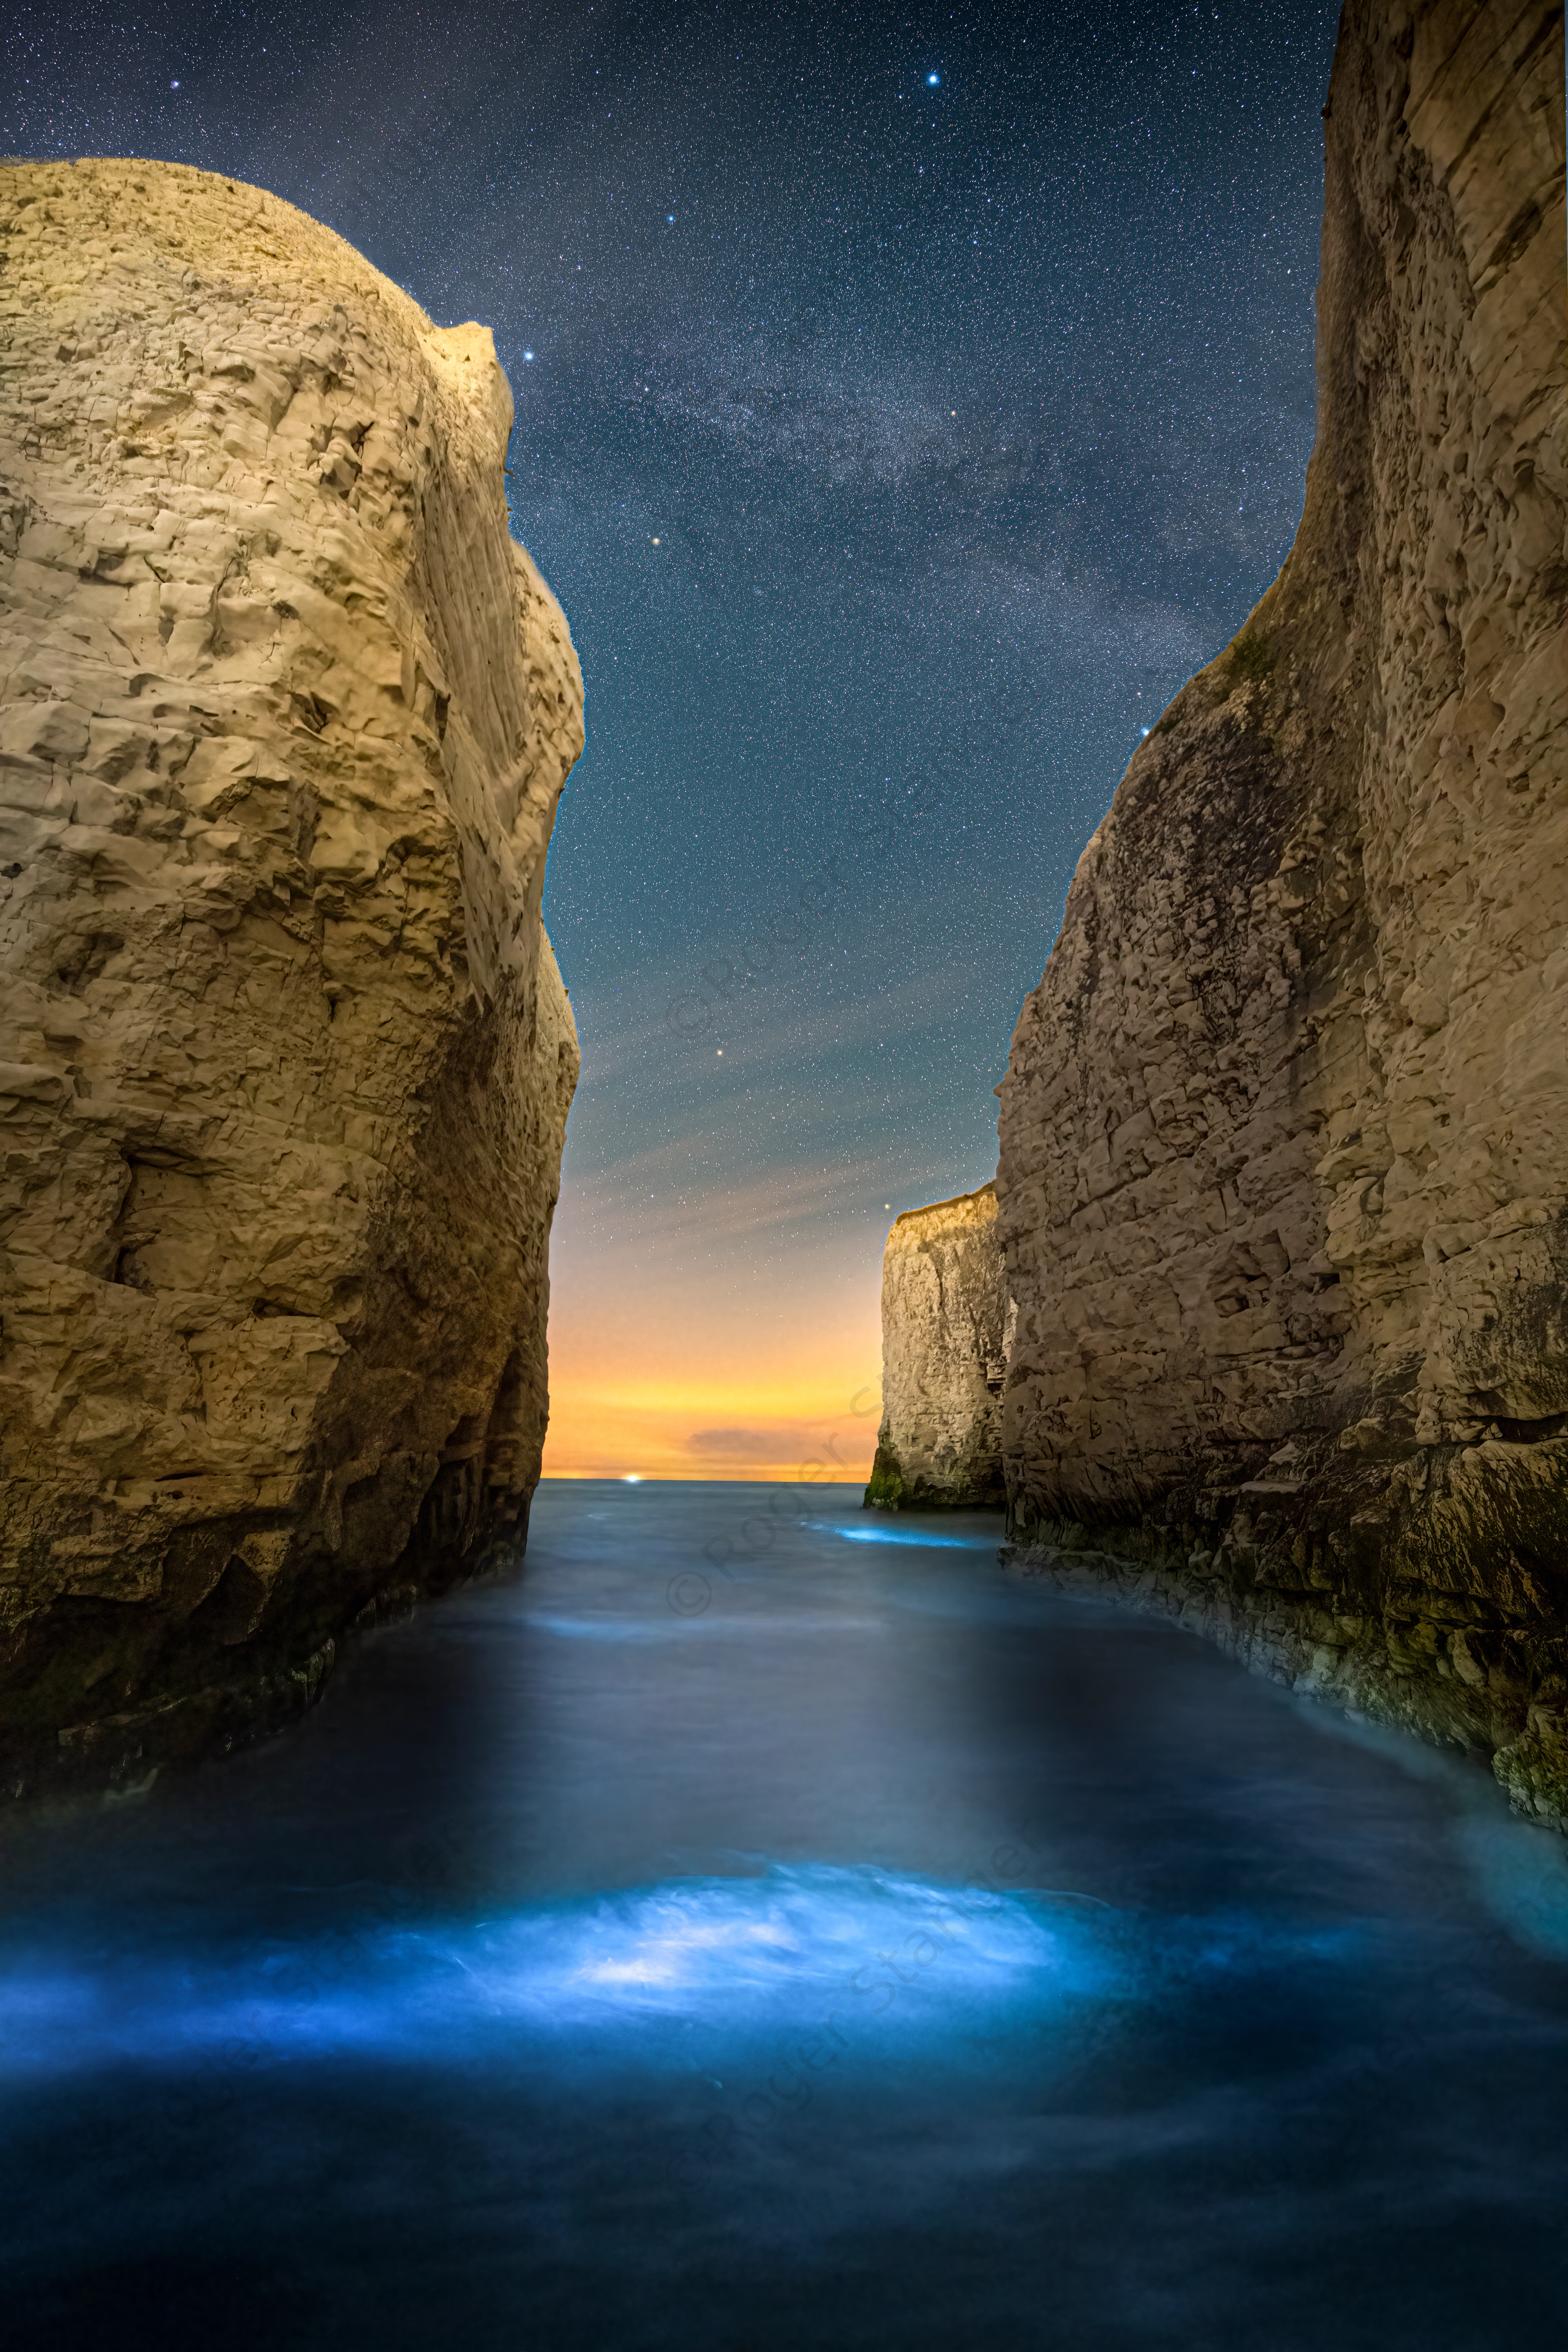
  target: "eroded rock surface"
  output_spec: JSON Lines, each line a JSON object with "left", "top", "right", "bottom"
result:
{"left": 996, "top": 3, "right": 1568, "bottom": 1822}
{"left": 865, "top": 1185, "right": 1011, "bottom": 1509}
{"left": 0, "top": 160, "right": 582, "bottom": 1794}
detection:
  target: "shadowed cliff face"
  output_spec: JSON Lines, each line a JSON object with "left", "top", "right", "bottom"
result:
{"left": 0, "top": 160, "right": 582, "bottom": 1797}
{"left": 865, "top": 1185, "right": 1011, "bottom": 1511}
{"left": 995, "top": 4, "right": 1568, "bottom": 1823}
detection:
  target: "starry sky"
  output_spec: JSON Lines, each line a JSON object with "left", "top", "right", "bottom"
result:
{"left": 6, "top": 0, "right": 1342, "bottom": 1479}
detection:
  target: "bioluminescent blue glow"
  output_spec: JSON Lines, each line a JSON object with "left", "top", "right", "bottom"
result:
{"left": 518, "top": 1608, "right": 887, "bottom": 1641}
{"left": 807, "top": 1521, "right": 997, "bottom": 1550}
{"left": 1456, "top": 1815, "right": 1568, "bottom": 1962}
{"left": 0, "top": 1864, "right": 1355, "bottom": 2090}
{"left": 1300, "top": 1708, "right": 1568, "bottom": 1963}
{"left": 521, "top": 1608, "right": 719, "bottom": 1642}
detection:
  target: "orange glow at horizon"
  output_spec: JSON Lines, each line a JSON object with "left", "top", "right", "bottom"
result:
{"left": 539, "top": 1157, "right": 887, "bottom": 1485}
{"left": 541, "top": 1375, "right": 881, "bottom": 1484}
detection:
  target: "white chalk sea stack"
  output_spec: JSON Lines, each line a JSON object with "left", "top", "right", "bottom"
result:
{"left": 0, "top": 159, "right": 581, "bottom": 1793}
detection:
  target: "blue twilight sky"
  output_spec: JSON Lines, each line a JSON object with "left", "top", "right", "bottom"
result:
{"left": 4, "top": 0, "right": 1342, "bottom": 1473}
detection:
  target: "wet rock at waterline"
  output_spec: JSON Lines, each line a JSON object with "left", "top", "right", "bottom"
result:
{"left": 865, "top": 1185, "right": 1012, "bottom": 1510}
{"left": 991, "top": 2, "right": 1568, "bottom": 1825}
{"left": 0, "top": 159, "right": 582, "bottom": 1796}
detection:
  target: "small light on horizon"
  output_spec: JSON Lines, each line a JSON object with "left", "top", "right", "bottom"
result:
{"left": 624, "top": 1473, "right": 642, "bottom": 1484}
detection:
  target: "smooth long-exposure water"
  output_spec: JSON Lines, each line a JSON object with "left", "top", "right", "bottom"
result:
{"left": 4, "top": 1481, "right": 1568, "bottom": 2349}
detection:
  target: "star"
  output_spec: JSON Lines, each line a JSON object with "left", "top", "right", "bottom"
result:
{"left": 927, "top": 72, "right": 940, "bottom": 85}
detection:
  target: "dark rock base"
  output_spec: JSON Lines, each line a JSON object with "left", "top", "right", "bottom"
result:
{"left": 865, "top": 1439, "right": 1006, "bottom": 1512}
{"left": 1006, "top": 1502, "right": 1568, "bottom": 1835}
{"left": 0, "top": 1502, "right": 532, "bottom": 1807}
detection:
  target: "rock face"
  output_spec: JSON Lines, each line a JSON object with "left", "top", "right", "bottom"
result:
{"left": 0, "top": 160, "right": 582, "bottom": 1795}
{"left": 865, "top": 1185, "right": 1011, "bottom": 1509}
{"left": 996, "top": 3, "right": 1568, "bottom": 1823}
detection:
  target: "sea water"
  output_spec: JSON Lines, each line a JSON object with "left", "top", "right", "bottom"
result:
{"left": 3, "top": 1481, "right": 1566, "bottom": 2348}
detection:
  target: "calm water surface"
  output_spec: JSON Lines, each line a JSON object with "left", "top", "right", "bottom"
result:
{"left": 4, "top": 1481, "right": 1568, "bottom": 2349}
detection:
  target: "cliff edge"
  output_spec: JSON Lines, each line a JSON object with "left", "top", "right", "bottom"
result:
{"left": 865, "top": 1185, "right": 1011, "bottom": 1510}
{"left": 996, "top": 4, "right": 1568, "bottom": 1821}
{"left": 0, "top": 160, "right": 582, "bottom": 1795}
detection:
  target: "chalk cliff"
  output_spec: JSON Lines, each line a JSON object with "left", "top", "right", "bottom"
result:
{"left": 996, "top": 3, "right": 1568, "bottom": 1822}
{"left": 0, "top": 160, "right": 582, "bottom": 1795}
{"left": 865, "top": 1185, "right": 1011, "bottom": 1509}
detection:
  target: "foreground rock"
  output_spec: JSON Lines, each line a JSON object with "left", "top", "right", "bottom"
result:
{"left": 0, "top": 160, "right": 582, "bottom": 1796}
{"left": 996, "top": 4, "right": 1568, "bottom": 1822}
{"left": 865, "top": 1185, "right": 1010, "bottom": 1509}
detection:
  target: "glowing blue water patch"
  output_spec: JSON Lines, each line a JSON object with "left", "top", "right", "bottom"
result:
{"left": 1457, "top": 1816, "right": 1568, "bottom": 1960}
{"left": 1291, "top": 1701, "right": 1568, "bottom": 1962}
{"left": 521, "top": 1610, "right": 721, "bottom": 1642}
{"left": 0, "top": 1866, "right": 1354, "bottom": 2090}
{"left": 806, "top": 1521, "right": 996, "bottom": 1550}
{"left": 519, "top": 1611, "right": 886, "bottom": 1642}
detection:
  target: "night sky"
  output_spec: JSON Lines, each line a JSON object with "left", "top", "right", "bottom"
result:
{"left": 6, "top": 0, "right": 1342, "bottom": 1477}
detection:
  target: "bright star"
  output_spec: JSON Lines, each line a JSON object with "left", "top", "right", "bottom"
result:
{"left": 927, "top": 72, "right": 940, "bottom": 85}
{"left": 523, "top": 349, "right": 535, "bottom": 361}
{"left": 667, "top": 214, "right": 675, "bottom": 223}
{"left": 170, "top": 78, "right": 180, "bottom": 88}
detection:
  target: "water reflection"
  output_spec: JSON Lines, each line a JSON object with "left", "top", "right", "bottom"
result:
{"left": 2, "top": 1481, "right": 1566, "bottom": 2350}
